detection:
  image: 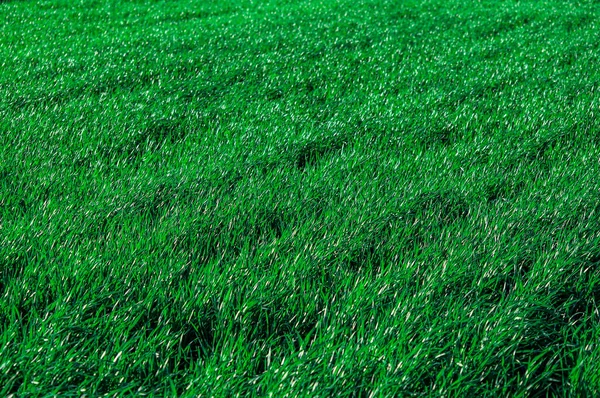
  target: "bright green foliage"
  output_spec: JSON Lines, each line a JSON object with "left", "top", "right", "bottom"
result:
{"left": 1, "top": 0, "right": 600, "bottom": 395}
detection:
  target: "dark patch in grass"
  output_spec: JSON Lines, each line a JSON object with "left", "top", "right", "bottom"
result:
{"left": 151, "top": 180, "right": 198, "bottom": 214}
{"left": 177, "top": 206, "right": 287, "bottom": 265}
{"left": 292, "top": 134, "right": 349, "bottom": 170}
{"left": 247, "top": 156, "right": 282, "bottom": 175}
{"left": 0, "top": 168, "right": 29, "bottom": 216}
{"left": 9, "top": 271, "right": 58, "bottom": 330}
{"left": 130, "top": 188, "right": 170, "bottom": 223}
{"left": 93, "top": 117, "right": 190, "bottom": 165}
{"left": 180, "top": 72, "right": 252, "bottom": 105}
{"left": 224, "top": 69, "right": 250, "bottom": 86}
{"left": 265, "top": 88, "right": 284, "bottom": 101}
{"left": 2, "top": 196, "right": 28, "bottom": 217}
{"left": 7, "top": 85, "right": 87, "bottom": 111}
{"left": 88, "top": 70, "right": 163, "bottom": 95}
{"left": 334, "top": 213, "right": 404, "bottom": 275}
{"left": 508, "top": 303, "right": 575, "bottom": 396}
{"left": 484, "top": 176, "right": 526, "bottom": 203}
{"left": 131, "top": 173, "right": 242, "bottom": 230}
{"left": 294, "top": 77, "right": 328, "bottom": 96}
{"left": 5, "top": 94, "right": 30, "bottom": 111}
{"left": 551, "top": 287, "right": 593, "bottom": 327}
{"left": 176, "top": 310, "right": 217, "bottom": 369}
{"left": 451, "top": 81, "right": 506, "bottom": 106}
{"left": 76, "top": 212, "right": 112, "bottom": 242}
{"left": 560, "top": 12, "right": 595, "bottom": 33}
{"left": 4, "top": 373, "right": 23, "bottom": 396}
{"left": 346, "top": 242, "right": 386, "bottom": 275}
{"left": 304, "top": 80, "right": 316, "bottom": 93}
{"left": 305, "top": 47, "right": 327, "bottom": 61}
{"left": 185, "top": 169, "right": 242, "bottom": 198}
{"left": 0, "top": 166, "right": 10, "bottom": 185}
{"left": 391, "top": 191, "right": 469, "bottom": 255}
{"left": 483, "top": 274, "right": 518, "bottom": 300}
{"left": 515, "top": 130, "right": 572, "bottom": 172}
{"left": 476, "top": 14, "right": 534, "bottom": 39}
{"left": 514, "top": 251, "right": 535, "bottom": 277}
{"left": 417, "top": 124, "right": 456, "bottom": 149}
{"left": 176, "top": 222, "right": 222, "bottom": 265}
{"left": 301, "top": 192, "right": 330, "bottom": 219}
{"left": 180, "top": 85, "right": 221, "bottom": 103}
{"left": 0, "top": 252, "right": 27, "bottom": 298}
{"left": 579, "top": 250, "right": 600, "bottom": 269}
{"left": 97, "top": 141, "right": 139, "bottom": 165}
{"left": 158, "top": 8, "right": 234, "bottom": 24}
{"left": 407, "top": 190, "right": 470, "bottom": 225}
{"left": 247, "top": 208, "right": 286, "bottom": 243}
{"left": 91, "top": 176, "right": 241, "bottom": 244}
{"left": 233, "top": 297, "right": 320, "bottom": 376}
{"left": 132, "top": 117, "right": 188, "bottom": 152}
{"left": 555, "top": 250, "right": 600, "bottom": 326}
{"left": 389, "top": 7, "right": 420, "bottom": 21}
{"left": 481, "top": 258, "right": 532, "bottom": 302}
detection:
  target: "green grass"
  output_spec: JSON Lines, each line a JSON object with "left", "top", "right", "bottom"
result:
{"left": 2, "top": 0, "right": 600, "bottom": 395}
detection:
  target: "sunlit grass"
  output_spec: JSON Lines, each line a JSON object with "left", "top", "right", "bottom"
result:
{"left": 1, "top": 0, "right": 600, "bottom": 395}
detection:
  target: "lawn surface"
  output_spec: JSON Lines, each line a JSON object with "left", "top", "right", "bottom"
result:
{"left": 2, "top": 0, "right": 600, "bottom": 395}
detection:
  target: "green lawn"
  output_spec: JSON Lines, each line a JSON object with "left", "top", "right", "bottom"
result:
{"left": 2, "top": 0, "right": 600, "bottom": 395}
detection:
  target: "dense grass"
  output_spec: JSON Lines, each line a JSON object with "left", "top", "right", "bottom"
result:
{"left": 2, "top": 0, "right": 600, "bottom": 395}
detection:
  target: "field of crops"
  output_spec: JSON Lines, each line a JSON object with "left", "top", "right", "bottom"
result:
{"left": 2, "top": 0, "right": 600, "bottom": 395}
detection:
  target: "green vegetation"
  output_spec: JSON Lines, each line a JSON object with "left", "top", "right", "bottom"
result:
{"left": 2, "top": 0, "right": 600, "bottom": 395}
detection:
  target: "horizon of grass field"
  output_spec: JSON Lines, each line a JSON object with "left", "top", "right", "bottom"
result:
{"left": 1, "top": 0, "right": 600, "bottom": 395}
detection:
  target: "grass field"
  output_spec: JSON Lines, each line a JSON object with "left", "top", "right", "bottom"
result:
{"left": 2, "top": 0, "right": 600, "bottom": 395}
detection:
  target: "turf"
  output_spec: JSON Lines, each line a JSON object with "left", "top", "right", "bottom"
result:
{"left": 1, "top": 0, "right": 600, "bottom": 395}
